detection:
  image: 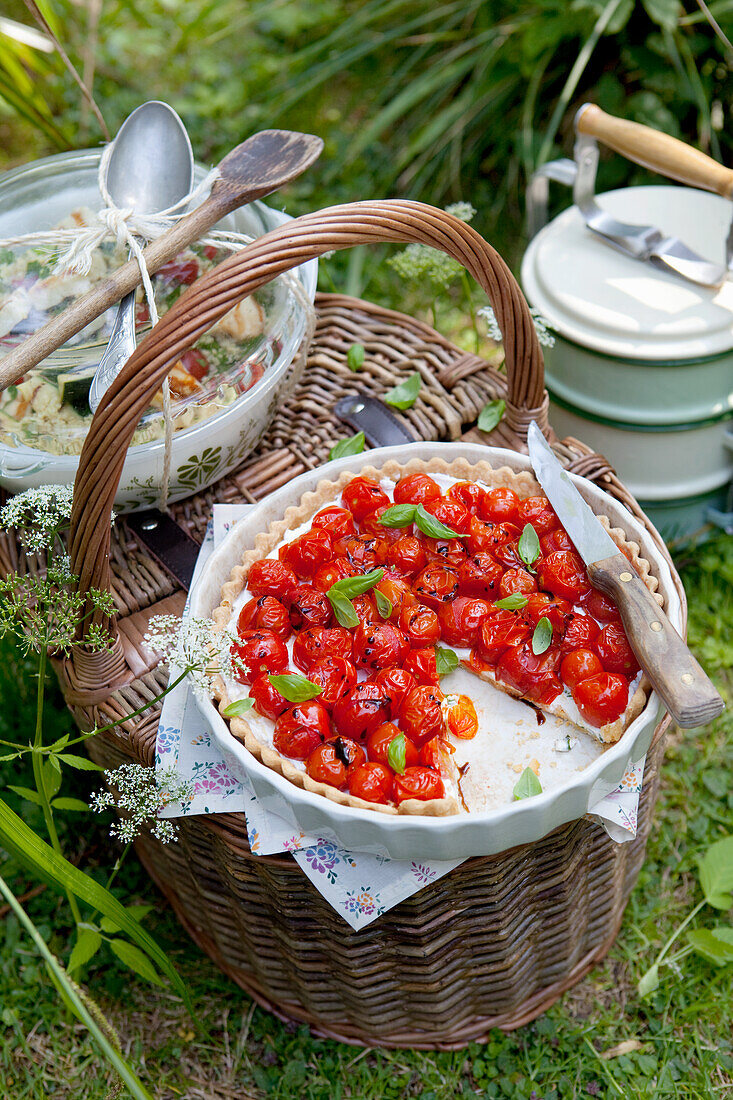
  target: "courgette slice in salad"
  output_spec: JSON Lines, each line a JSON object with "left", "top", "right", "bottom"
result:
{"left": 57, "top": 368, "right": 97, "bottom": 412}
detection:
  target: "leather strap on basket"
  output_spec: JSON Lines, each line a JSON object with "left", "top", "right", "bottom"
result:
{"left": 68, "top": 200, "right": 546, "bottom": 654}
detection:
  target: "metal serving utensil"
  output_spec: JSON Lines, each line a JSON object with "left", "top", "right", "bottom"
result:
{"left": 88, "top": 101, "right": 194, "bottom": 413}
{"left": 0, "top": 129, "right": 324, "bottom": 392}
{"left": 572, "top": 105, "right": 733, "bottom": 288}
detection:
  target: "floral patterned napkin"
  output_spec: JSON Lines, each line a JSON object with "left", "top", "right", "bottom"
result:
{"left": 155, "top": 504, "right": 646, "bottom": 929}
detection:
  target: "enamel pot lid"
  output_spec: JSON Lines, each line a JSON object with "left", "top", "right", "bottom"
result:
{"left": 521, "top": 184, "right": 733, "bottom": 361}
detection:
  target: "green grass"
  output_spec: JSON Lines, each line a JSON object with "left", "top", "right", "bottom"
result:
{"left": 0, "top": 533, "right": 731, "bottom": 1098}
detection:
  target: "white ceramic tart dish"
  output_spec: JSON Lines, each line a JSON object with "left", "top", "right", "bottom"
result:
{"left": 191, "top": 443, "right": 683, "bottom": 861}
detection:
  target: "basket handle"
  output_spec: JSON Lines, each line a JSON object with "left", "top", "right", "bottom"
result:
{"left": 69, "top": 200, "right": 546, "bottom": 638}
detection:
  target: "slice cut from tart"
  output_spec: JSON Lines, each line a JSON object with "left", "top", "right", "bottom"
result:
{"left": 211, "top": 457, "right": 662, "bottom": 817}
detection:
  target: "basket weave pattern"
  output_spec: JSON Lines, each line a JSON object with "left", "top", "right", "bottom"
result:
{"left": 0, "top": 202, "right": 684, "bottom": 1045}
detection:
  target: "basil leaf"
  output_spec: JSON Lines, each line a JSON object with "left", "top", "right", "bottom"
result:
{"left": 387, "top": 733, "right": 406, "bottom": 776}
{"left": 513, "top": 767, "right": 542, "bottom": 800}
{"left": 414, "top": 504, "right": 464, "bottom": 540}
{"left": 477, "top": 398, "right": 505, "bottom": 433}
{"left": 531, "top": 617, "right": 553, "bottom": 655}
{"left": 698, "top": 835, "right": 733, "bottom": 909}
{"left": 222, "top": 698, "right": 254, "bottom": 718}
{"left": 328, "top": 568, "right": 384, "bottom": 599}
{"left": 375, "top": 589, "right": 392, "bottom": 619}
{"left": 494, "top": 594, "right": 528, "bottom": 611}
{"left": 384, "top": 371, "right": 421, "bottom": 410}
{"left": 268, "top": 674, "right": 323, "bottom": 702}
{"left": 686, "top": 927, "right": 733, "bottom": 966}
{"left": 329, "top": 593, "right": 360, "bottom": 629}
{"left": 435, "top": 646, "right": 459, "bottom": 676}
{"left": 518, "top": 523, "right": 541, "bottom": 570}
{"left": 346, "top": 343, "right": 365, "bottom": 372}
{"left": 329, "top": 431, "right": 365, "bottom": 461}
{"left": 377, "top": 503, "right": 417, "bottom": 528}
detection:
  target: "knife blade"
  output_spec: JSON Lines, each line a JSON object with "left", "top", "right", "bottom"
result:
{"left": 527, "top": 422, "right": 724, "bottom": 728}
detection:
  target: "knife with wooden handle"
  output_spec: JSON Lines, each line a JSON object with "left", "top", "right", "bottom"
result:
{"left": 576, "top": 104, "right": 733, "bottom": 200}
{"left": 527, "top": 422, "right": 724, "bottom": 728}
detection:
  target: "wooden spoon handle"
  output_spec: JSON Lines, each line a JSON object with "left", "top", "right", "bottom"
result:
{"left": 576, "top": 104, "right": 733, "bottom": 199}
{"left": 0, "top": 190, "right": 232, "bottom": 391}
{"left": 587, "top": 551, "right": 724, "bottom": 728}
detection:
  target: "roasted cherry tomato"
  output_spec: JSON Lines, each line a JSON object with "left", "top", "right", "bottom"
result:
{"left": 288, "top": 583, "right": 333, "bottom": 630}
{"left": 448, "top": 481, "right": 487, "bottom": 515}
{"left": 311, "top": 505, "right": 356, "bottom": 540}
{"left": 372, "top": 667, "right": 417, "bottom": 718}
{"left": 424, "top": 497, "right": 472, "bottom": 535}
{"left": 374, "top": 574, "right": 413, "bottom": 617}
{"left": 477, "top": 611, "right": 531, "bottom": 666}
{"left": 341, "top": 477, "right": 390, "bottom": 522}
{"left": 366, "top": 722, "right": 419, "bottom": 770}
{"left": 392, "top": 766, "right": 445, "bottom": 804}
{"left": 347, "top": 762, "right": 393, "bottom": 805}
{"left": 398, "top": 602, "right": 440, "bottom": 647}
{"left": 353, "top": 620, "right": 410, "bottom": 671}
{"left": 514, "top": 496, "right": 559, "bottom": 536}
{"left": 273, "top": 699, "right": 331, "bottom": 759}
{"left": 438, "top": 596, "right": 492, "bottom": 647}
{"left": 419, "top": 735, "right": 451, "bottom": 772}
{"left": 574, "top": 672, "right": 629, "bottom": 727}
{"left": 399, "top": 685, "right": 445, "bottom": 747}
{"left": 292, "top": 626, "right": 353, "bottom": 672}
{"left": 388, "top": 535, "right": 427, "bottom": 576}
{"left": 306, "top": 737, "right": 365, "bottom": 787}
{"left": 248, "top": 673, "right": 290, "bottom": 720}
{"left": 560, "top": 612, "right": 600, "bottom": 654}
{"left": 332, "top": 683, "right": 390, "bottom": 741}
{"left": 492, "top": 539, "right": 523, "bottom": 569}
{"left": 312, "top": 557, "right": 353, "bottom": 592}
{"left": 540, "top": 528, "right": 574, "bottom": 556}
{"left": 247, "top": 559, "right": 297, "bottom": 604}
{"left": 498, "top": 567, "right": 538, "bottom": 599}
{"left": 443, "top": 693, "right": 479, "bottom": 739}
{"left": 237, "top": 595, "right": 291, "bottom": 640}
{"left": 595, "top": 622, "right": 639, "bottom": 676}
{"left": 307, "top": 656, "right": 358, "bottom": 709}
{"left": 468, "top": 517, "right": 520, "bottom": 556}
{"left": 523, "top": 593, "right": 571, "bottom": 637}
{"left": 179, "top": 348, "right": 208, "bottom": 381}
{"left": 413, "top": 564, "right": 459, "bottom": 608}
{"left": 279, "top": 528, "right": 333, "bottom": 580}
{"left": 457, "top": 553, "right": 504, "bottom": 598}
{"left": 495, "top": 643, "right": 562, "bottom": 706}
{"left": 583, "top": 587, "right": 622, "bottom": 623}
{"left": 360, "top": 504, "right": 403, "bottom": 543}
{"left": 404, "top": 647, "right": 439, "bottom": 686}
{"left": 393, "top": 473, "right": 442, "bottom": 508}
{"left": 158, "top": 256, "right": 199, "bottom": 284}
{"left": 424, "top": 537, "right": 468, "bottom": 571}
{"left": 351, "top": 592, "right": 379, "bottom": 625}
{"left": 478, "top": 486, "right": 519, "bottom": 525}
{"left": 560, "top": 649, "right": 603, "bottom": 691}
{"left": 538, "top": 550, "right": 592, "bottom": 602}
{"left": 332, "top": 534, "right": 386, "bottom": 571}
{"left": 231, "top": 630, "right": 288, "bottom": 684}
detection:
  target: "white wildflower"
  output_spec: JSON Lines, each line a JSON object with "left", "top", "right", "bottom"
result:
{"left": 89, "top": 764, "right": 192, "bottom": 844}
{"left": 0, "top": 484, "right": 74, "bottom": 552}
{"left": 144, "top": 613, "right": 240, "bottom": 696}
{"left": 479, "top": 305, "right": 556, "bottom": 348}
{"left": 445, "top": 202, "right": 476, "bottom": 223}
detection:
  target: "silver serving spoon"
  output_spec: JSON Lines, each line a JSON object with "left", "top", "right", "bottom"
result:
{"left": 88, "top": 101, "right": 194, "bottom": 413}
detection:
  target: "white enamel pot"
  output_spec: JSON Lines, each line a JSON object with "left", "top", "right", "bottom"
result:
{"left": 0, "top": 150, "right": 318, "bottom": 510}
{"left": 189, "top": 442, "right": 682, "bottom": 862}
{"left": 521, "top": 185, "right": 733, "bottom": 537}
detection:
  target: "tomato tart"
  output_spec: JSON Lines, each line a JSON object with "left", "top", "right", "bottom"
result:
{"left": 211, "top": 457, "right": 662, "bottom": 817}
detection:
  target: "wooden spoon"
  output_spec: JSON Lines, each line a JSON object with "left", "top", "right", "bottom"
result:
{"left": 0, "top": 129, "right": 323, "bottom": 391}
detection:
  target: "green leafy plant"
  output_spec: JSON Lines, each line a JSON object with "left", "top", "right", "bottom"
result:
{"left": 638, "top": 835, "right": 733, "bottom": 997}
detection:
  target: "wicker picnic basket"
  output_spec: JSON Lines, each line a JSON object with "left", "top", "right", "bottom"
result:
{"left": 5, "top": 202, "right": 684, "bottom": 1047}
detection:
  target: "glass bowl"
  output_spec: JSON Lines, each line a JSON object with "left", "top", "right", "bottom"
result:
{"left": 0, "top": 149, "right": 317, "bottom": 508}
